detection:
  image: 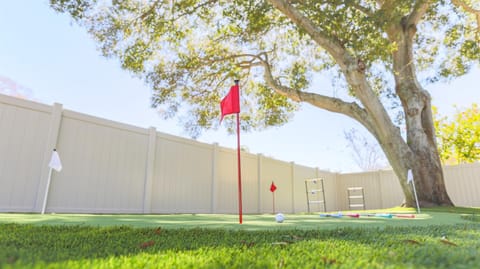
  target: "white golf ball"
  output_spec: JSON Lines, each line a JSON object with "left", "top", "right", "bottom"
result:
{"left": 275, "top": 213, "right": 285, "bottom": 223}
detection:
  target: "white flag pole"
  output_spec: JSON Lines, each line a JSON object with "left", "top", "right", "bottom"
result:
{"left": 41, "top": 167, "right": 53, "bottom": 214}
{"left": 407, "top": 169, "right": 421, "bottom": 214}
{"left": 42, "top": 149, "right": 62, "bottom": 214}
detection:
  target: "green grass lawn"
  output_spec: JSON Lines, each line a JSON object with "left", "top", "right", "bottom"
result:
{"left": 1, "top": 207, "right": 479, "bottom": 268}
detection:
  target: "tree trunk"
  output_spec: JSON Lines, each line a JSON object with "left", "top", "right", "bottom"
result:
{"left": 341, "top": 15, "right": 454, "bottom": 208}
{"left": 402, "top": 88, "right": 454, "bottom": 207}
{"left": 267, "top": 0, "right": 454, "bottom": 208}
{"left": 376, "top": 97, "right": 454, "bottom": 207}
{"left": 387, "top": 17, "right": 454, "bottom": 207}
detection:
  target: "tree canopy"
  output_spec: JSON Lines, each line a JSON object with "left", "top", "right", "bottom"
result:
{"left": 50, "top": 0, "right": 480, "bottom": 207}
{"left": 50, "top": 0, "right": 479, "bottom": 136}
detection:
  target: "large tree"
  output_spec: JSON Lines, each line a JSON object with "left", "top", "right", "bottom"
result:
{"left": 50, "top": 0, "right": 480, "bottom": 207}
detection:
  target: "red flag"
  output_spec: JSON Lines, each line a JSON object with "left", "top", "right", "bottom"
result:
{"left": 270, "top": 181, "right": 277, "bottom": 193}
{"left": 220, "top": 84, "right": 240, "bottom": 122}
{"left": 220, "top": 81, "right": 243, "bottom": 224}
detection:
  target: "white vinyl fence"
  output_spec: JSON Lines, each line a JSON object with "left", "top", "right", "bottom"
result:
{"left": 1, "top": 93, "right": 479, "bottom": 214}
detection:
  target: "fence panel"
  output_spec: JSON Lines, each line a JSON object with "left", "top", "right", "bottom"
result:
{"left": 337, "top": 164, "right": 480, "bottom": 210}
{"left": 150, "top": 134, "right": 214, "bottom": 213}
{"left": 444, "top": 164, "right": 480, "bottom": 207}
{"left": 1, "top": 94, "right": 480, "bottom": 214}
{"left": 239, "top": 153, "right": 260, "bottom": 214}
{"left": 292, "top": 164, "right": 317, "bottom": 213}
{"left": 335, "top": 171, "right": 384, "bottom": 210}
{"left": 215, "top": 148, "right": 241, "bottom": 213}
{"left": 260, "top": 158, "right": 293, "bottom": 213}
{"left": 376, "top": 170, "right": 404, "bottom": 208}
{"left": 47, "top": 111, "right": 149, "bottom": 213}
{"left": 0, "top": 95, "right": 51, "bottom": 212}
{"left": 316, "top": 170, "right": 339, "bottom": 212}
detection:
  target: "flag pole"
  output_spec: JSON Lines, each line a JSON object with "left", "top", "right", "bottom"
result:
{"left": 407, "top": 169, "right": 421, "bottom": 214}
{"left": 272, "top": 191, "right": 275, "bottom": 214}
{"left": 42, "top": 149, "right": 62, "bottom": 214}
{"left": 41, "top": 167, "right": 53, "bottom": 214}
{"left": 269, "top": 181, "right": 277, "bottom": 214}
{"left": 235, "top": 80, "right": 243, "bottom": 224}
{"left": 411, "top": 177, "right": 421, "bottom": 214}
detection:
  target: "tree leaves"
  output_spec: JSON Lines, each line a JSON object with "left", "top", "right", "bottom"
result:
{"left": 48, "top": 0, "right": 478, "bottom": 141}
{"left": 434, "top": 104, "right": 480, "bottom": 164}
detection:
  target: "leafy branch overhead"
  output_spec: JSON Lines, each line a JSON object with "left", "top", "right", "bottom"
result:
{"left": 50, "top": 1, "right": 478, "bottom": 135}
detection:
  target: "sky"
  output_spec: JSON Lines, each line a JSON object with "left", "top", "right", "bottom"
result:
{"left": 0, "top": 1, "right": 478, "bottom": 172}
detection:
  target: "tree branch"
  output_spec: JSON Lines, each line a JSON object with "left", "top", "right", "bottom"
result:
{"left": 267, "top": 0, "right": 347, "bottom": 66}
{"left": 349, "top": 2, "right": 375, "bottom": 17}
{"left": 199, "top": 53, "right": 263, "bottom": 68}
{"left": 138, "top": 0, "right": 162, "bottom": 21}
{"left": 452, "top": 0, "right": 480, "bottom": 14}
{"left": 406, "top": 0, "right": 432, "bottom": 26}
{"left": 258, "top": 54, "right": 377, "bottom": 133}
{"left": 171, "top": 0, "right": 217, "bottom": 20}
{"left": 267, "top": 0, "right": 403, "bottom": 139}
{"left": 451, "top": 0, "right": 480, "bottom": 35}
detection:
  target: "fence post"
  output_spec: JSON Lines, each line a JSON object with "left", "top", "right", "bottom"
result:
{"left": 34, "top": 103, "right": 63, "bottom": 212}
{"left": 257, "top": 153, "right": 263, "bottom": 213}
{"left": 211, "top": 143, "right": 219, "bottom": 213}
{"left": 143, "top": 127, "right": 157, "bottom": 213}
{"left": 290, "top": 162, "right": 295, "bottom": 213}
{"left": 376, "top": 170, "right": 383, "bottom": 209}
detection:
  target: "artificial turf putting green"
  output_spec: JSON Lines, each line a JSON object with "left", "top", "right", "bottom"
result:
{"left": 0, "top": 207, "right": 476, "bottom": 230}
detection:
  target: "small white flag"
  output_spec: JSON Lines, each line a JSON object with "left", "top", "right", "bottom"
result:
{"left": 407, "top": 169, "right": 413, "bottom": 184}
{"left": 48, "top": 150, "right": 62, "bottom": 172}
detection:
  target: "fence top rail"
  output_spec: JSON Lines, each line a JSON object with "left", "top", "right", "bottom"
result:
{"left": 0, "top": 93, "right": 52, "bottom": 113}
{"left": 63, "top": 109, "right": 149, "bottom": 135}
{"left": 305, "top": 178, "right": 324, "bottom": 182}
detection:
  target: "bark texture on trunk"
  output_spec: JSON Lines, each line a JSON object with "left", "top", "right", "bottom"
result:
{"left": 387, "top": 14, "right": 453, "bottom": 207}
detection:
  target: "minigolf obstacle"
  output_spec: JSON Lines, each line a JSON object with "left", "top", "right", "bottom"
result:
{"left": 319, "top": 212, "right": 416, "bottom": 219}
{"left": 347, "top": 187, "right": 366, "bottom": 210}
{"left": 305, "top": 178, "right": 326, "bottom": 213}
